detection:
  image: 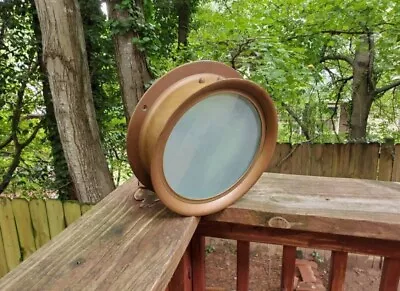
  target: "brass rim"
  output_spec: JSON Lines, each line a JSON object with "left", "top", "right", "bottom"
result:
{"left": 126, "top": 61, "right": 242, "bottom": 188}
{"left": 150, "top": 79, "right": 277, "bottom": 216}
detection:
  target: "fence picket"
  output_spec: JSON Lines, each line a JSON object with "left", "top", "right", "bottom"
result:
{"left": 46, "top": 199, "right": 65, "bottom": 239}
{"left": 0, "top": 199, "right": 21, "bottom": 270}
{"left": 81, "top": 204, "right": 93, "bottom": 215}
{"left": 0, "top": 216, "right": 9, "bottom": 277}
{"left": 63, "top": 201, "right": 82, "bottom": 226}
{"left": 378, "top": 143, "right": 394, "bottom": 181}
{"left": 11, "top": 199, "right": 36, "bottom": 259}
{"left": 392, "top": 145, "right": 400, "bottom": 182}
{"left": 29, "top": 199, "right": 50, "bottom": 248}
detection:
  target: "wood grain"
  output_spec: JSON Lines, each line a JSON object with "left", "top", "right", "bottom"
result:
{"left": 45, "top": 199, "right": 65, "bottom": 239}
{"left": 0, "top": 219, "right": 9, "bottom": 277}
{"left": 11, "top": 199, "right": 36, "bottom": 259}
{"left": 0, "top": 199, "right": 21, "bottom": 270}
{"left": 392, "top": 144, "right": 400, "bottom": 182}
{"left": 281, "top": 246, "right": 296, "bottom": 291}
{"left": 328, "top": 251, "right": 348, "bottom": 291}
{"left": 168, "top": 247, "right": 192, "bottom": 291}
{"left": 378, "top": 143, "right": 394, "bottom": 181}
{"left": 191, "top": 235, "right": 206, "bottom": 291}
{"left": 0, "top": 179, "right": 199, "bottom": 291}
{"left": 29, "top": 199, "right": 50, "bottom": 248}
{"left": 236, "top": 241, "right": 250, "bottom": 291}
{"left": 204, "top": 173, "right": 400, "bottom": 241}
{"left": 197, "top": 221, "right": 400, "bottom": 259}
{"left": 379, "top": 257, "right": 400, "bottom": 291}
{"left": 310, "top": 144, "right": 323, "bottom": 176}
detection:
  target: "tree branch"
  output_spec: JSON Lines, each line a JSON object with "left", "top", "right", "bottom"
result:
{"left": 281, "top": 102, "right": 311, "bottom": 140}
{"left": 321, "top": 55, "right": 354, "bottom": 67}
{"left": 0, "top": 135, "right": 12, "bottom": 150}
{"left": 374, "top": 79, "right": 400, "bottom": 97}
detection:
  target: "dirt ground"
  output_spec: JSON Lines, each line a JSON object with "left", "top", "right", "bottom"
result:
{"left": 205, "top": 238, "right": 391, "bottom": 291}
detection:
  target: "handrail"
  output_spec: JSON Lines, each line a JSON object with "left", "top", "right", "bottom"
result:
{"left": 1, "top": 173, "right": 400, "bottom": 290}
{"left": 0, "top": 178, "right": 199, "bottom": 290}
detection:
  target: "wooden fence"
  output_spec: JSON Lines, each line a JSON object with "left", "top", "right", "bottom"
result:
{"left": 0, "top": 142, "right": 399, "bottom": 279}
{"left": 267, "top": 143, "right": 400, "bottom": 182}
{"left": 0, "top": 198, "right": 93, "bottom": 278}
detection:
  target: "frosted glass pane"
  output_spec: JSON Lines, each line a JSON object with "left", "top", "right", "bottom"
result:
{"left": 163, "top": 93, "right": 262, "bottom": 200}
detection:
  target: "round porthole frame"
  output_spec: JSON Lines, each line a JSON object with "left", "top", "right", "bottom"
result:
{"left": 126, "top": 61, "right": 278, "bottom": 216}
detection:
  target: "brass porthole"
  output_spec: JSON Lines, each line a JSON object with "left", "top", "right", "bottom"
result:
{"left": 127, "top": 61, "right": 278, "bottom": 216}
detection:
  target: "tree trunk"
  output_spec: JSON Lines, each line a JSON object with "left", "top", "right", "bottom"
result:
{"left": 176, "top": 0, "right": 190, "bottom": 48}
{"left": 34, "top": 0, "right": 115, "bottom": 203}
{"left": 107, "top": 0, "right": 152, "bottom": 122}
{"left": 349, "top": 35, "right": 374, "bottom": 141}
{"left": 31, "top": 1, "right": 75, "bottom": 200}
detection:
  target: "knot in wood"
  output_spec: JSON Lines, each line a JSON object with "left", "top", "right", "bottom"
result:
{"left": 268, "top": 216, "right": 291, "bottom": 229}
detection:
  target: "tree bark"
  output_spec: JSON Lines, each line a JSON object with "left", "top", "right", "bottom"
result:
{"left": 107, "top": 0, "right": 152, "bottom": 122}
{"left": 176, "top": 0, "right": 190, "bottom": 48}
{"left": 31, "top": 0, "right": 75, "bottom": 200}
{"left": 34, "top": 0, "right": 115, "bottom": 203}
{"left": 349, "top": 35, "right": 374, "bottom": 141}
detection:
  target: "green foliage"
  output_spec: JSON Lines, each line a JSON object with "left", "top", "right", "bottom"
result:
{"left": 1, "top": 0, "right": 399, "bottom": 197}
{"left": 185, "top": 0, "right": 400, "bottom": 143}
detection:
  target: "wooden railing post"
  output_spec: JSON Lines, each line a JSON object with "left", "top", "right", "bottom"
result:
{"left": 168, "top": 248, "right": 192, "bottom": 291}
{"left": 236, "top": 240, "right": 250, "bottom": 291}
{"left": 328, "top": 251, "right": 348, "bottom": 291}
{"left": 281, "top": 245, "right": 296, "bottom": 291}
{"left": 191, "top": 234, "right": 206, "bottom": 291}
{"left": 379, "top": 257, "right": 400, "bottom": 291}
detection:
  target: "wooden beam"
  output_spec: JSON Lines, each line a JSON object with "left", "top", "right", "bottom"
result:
{"left": 204, "top": 173, "right": 400, "bottom": 241}
{"left": 236, "top": 240, "right": 250, "bottom": 291}
{"left": 328, "top": 251, "right": 348, "bottom": 291}
{"left": 0, "top": 179, "right": 199, "bottom": 290}
{"left": 379, "top": 258, "right": 400, "bottom": 291}
{"left": 281, "top": 246, "right": 296, "bottom": 291}
{"left": 169, "top": 248, "right": 192, "bottom": 291}
{"left": 197, "top": 221, "right": 400, "bottom": 259}
{"left": 191, "top": 235, "right": 206, "bottom": 291}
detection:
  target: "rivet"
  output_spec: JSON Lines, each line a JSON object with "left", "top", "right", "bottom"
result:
{"left": 199, "top": 77, "right": 205, "bottom": 83}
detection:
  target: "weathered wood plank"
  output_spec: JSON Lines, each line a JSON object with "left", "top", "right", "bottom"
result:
{"left": 281, "top": 246, "right": 296, "bottom": 291}
{"left": 0, "top": 222, "right": 9, "bottom": 277}
{"left": 45, "top": 199, "right": 65, "bottom": 239}
{"left": 300, "top": 143, "right": 311, "bottom": 176}
{"left": 0, "top": 179, "right": 199, "bottom": 291}
{"left": 392, "top": 144, "right": 400, "bottom": 182}
{"left": 191, "top": 235, "right": 206, "bottom": 291}
{"left": 290, "top": 144, "right": 303, "bottom": 175}
{"left": 236, "top": 241, "right": 250, "bottom": 291}
{"left": 11, "top": 199, "right": 36, "bottom": 259}
{"left": 310, "top": 144, "right": 323, "bottom": 176}
{"left": 197, "top": 221, "right": 400, "bottom": 259}
{"left": 204, "top": 173, "right": 400, "bottom": 241}
{"left": 267, "top": 143, "right": 284, "bottom": 173}
{"left": 63, "top": 200, "right": 82, "bottom": 226}
{"left": 29, "top": 199, "right": 50, "bottom": 248}
{"left": 0, "top": 199, "right": 21, "bottom": 270}
{"left": 331, "top": 144, "right": 340, "bottom": 177}
{"left": 321, "top": 143, "right": 334, "bottom": 177}
{"left": 328, "top": 251, "right": 347, "bottom": 291}
{"left": 378, "top": 143, "right": 394, "bottom": 181}
{"left": 357, "top": 143, "right": 379, "bottom": 180}
{"left": 379, "top": 257, "right": 400, "bottom": 291}
{"left": 348, "top": 143, "right": 362, "bottom": 178}
{"left": 337, "top": 143, "right": 351, "bottom": 178}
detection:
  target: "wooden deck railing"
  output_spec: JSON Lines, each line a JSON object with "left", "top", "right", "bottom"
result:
{"left": 0, "top": 173, "right": 399, "bottom": 290}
